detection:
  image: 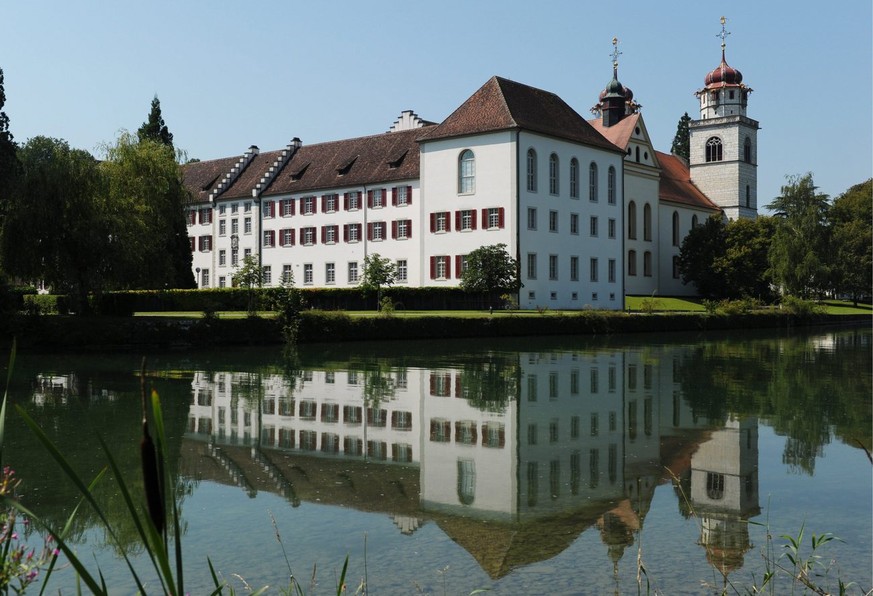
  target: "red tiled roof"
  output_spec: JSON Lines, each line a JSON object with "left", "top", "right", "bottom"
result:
{"left": 265, "top": 127, "right": 426, "bottom": 197}
{"left": 587, "top": 113, "right": 640, "bottom": 150}
{"left": 420, "top": 76, "right": 622, "bottom": 153}
{"left": 656, "top": 151, "right": 720, "bottom": 211}
{"left": 182, "top": 156, "right": 241, "bottom": 204}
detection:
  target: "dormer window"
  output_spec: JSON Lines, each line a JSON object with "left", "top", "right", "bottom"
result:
{"left": 336, "top": 155, "right": 358, "bottom": 176}
{"left": 387, "top": 149, "right": 408, "bottom": 169}
{"left": 289, "top": 162, "right": 310, "bottom": 181}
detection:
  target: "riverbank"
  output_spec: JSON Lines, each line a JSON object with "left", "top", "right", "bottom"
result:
{"left": 2, "top": 310, "right": 869, "bottom": 351}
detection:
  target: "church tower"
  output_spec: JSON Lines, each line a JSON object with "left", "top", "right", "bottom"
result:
{"left": 689, "top": 17, "right": 759, "bottom": 220}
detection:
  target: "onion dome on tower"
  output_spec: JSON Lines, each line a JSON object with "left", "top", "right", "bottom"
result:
{"left": 591, "top": 37, "right": 641, "bottom": 127}
{"left": 695, "top": 16, "right": 752, "bottom": 119}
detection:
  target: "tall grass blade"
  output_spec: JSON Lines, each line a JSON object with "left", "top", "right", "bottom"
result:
{"left": 15, "top": 405, "right": 149, "bottom": 593}
{"left": 336, "top": 555, "right": 349, "bottom": 596}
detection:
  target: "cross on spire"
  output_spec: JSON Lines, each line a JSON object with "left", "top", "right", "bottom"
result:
{"left": 717, "top": 16, "right": 731, "bottom": 53}
{"left": 610, "top": 37, "right": 622, "bottom": 78}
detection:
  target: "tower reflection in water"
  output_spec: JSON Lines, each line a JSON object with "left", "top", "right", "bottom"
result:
{"left": 182, "top": 344, "right": 760, "bottom": 580}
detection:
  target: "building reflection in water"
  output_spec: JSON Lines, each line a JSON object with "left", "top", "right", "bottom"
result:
{"left": 181, "top": 345, "right": 760, "bottom": 580}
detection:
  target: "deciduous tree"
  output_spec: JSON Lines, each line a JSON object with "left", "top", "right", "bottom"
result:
{"left": 678, "top": 216, "right": 728, "bottom": 298}
{"left": 459, "top": 243, "right": 520, "bottom": 308}
{"left": 0, "top": 66, "right": 19, "bottom": 217}
{"left": 767, "top": 173, "right": 830, "bottom": 298}
{"left": 360, "top": 253, "right": 395, "bottom": 310}
{"left": 828, "top": 178, "right": 872, "bottom": 304}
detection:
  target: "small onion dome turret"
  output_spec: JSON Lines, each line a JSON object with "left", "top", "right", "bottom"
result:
{"left": 704, "top": 52, "right": 743, "bottom": 88}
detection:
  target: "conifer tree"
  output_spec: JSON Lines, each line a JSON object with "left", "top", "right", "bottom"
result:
{"left": 0, "top": 67, "right": 19, "bottom": 209}
{"left": 137, "top": 95, "right": 174, "bottom": 149}
{"left": 671, "top": 112, "right": 692, "bottom": 161}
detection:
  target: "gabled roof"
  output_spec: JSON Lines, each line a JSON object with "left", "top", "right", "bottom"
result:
{"left": 182, "top": 156, "right": 242, "bottom": 204}
{"left": 420, "top": 76, "right": 622, "bottom": 153}
{"left": 656, "top": 151, "right": 720, "bottom": 211}
{"left": 265, "top": 126, "right": 426, "bottom": 196}
{"left": 587, "top": 113, "right": 641, "bottom": 150}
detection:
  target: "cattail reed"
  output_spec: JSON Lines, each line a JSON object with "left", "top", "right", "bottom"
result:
{"left": 140, "top": 359, "right": 165, "bottom": 535}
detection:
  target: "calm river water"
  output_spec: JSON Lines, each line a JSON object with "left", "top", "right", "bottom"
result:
{"left": 4, "top": 325, "right": 871, "bottom": 594}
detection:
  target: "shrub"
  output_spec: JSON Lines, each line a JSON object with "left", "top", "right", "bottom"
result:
{"left": 781, "top": 295, "right": 827, "bottom": 317}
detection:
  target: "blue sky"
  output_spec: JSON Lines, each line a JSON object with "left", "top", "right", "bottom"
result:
{"left": 2, "top": 1, "right": 870, "bottom": 206}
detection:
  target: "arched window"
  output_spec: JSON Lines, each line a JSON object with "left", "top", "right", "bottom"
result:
{"left": 705, "top": 137, "right": 723, "bottom": 162}
{"left": 672, "top": 256, "right": 680, "bottom": 279}
{"left": 569, "top": 158, "right": 579, "bottom": 198}
{"left": 607, "top": 166, "right": 616, "bottom": 204}
{"left": 643, "top": 203, "right": 652, "bottom": 241}
{"left": 589, "top": 162, "right": 598, "bottom": 202}
{"left": 643, "top": 251, "right": 652, "bottom": 277}
{"left": 672, "top": 211, "right": 680, "bottom": 246}
{"left": 458, "top": 150, "right": 475, "bottom": 193}
{"left": 526, "top": 149, "right": 537, "bottom": 192}
{"left": 628, "top": 250, "right": 637, "bottom": 276}
{"left": 744, "top": 137, "right": 752, "bottom": 163}
{"left": 549, "top": 153, "right": 559, "bottom": 195}
{"left": 691, "top": 214, "right": 699, "bottom": 228}
{"left": 457, "top": 459, "right": 475, "bottom": 505}
{"left": 627, "top": 201, "right": 637, "bottom": 240}
{"left": 707, "top": 472, "right": 725, "bottom": 500}
{"left": 635, "top": 146, "right": 640, "bottom": 162}
{"left": 746, "top": 185, "right": 751, "bottom": 208}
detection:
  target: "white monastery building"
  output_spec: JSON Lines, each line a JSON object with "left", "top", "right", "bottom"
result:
{"left": 183, "top": 23, "right": 756, "bottom": 308}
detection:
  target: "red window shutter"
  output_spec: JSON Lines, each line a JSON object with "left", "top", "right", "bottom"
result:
{"left": 391, "top": 220, "right": 397, "bottom": 239}
{"left": 367, "top": 223, "right": 373, "bottom": 241}
{"left": 445, "top": 257, "right": 452, "bottom": 279}
{"left": 454, "top": 375, "right": 462, "bottom": 397}
{"left": 430, "top": 256, "right": 436, "bottom": 279}
{"left": 430, "top": 213, "right": 436, "bottom": 233}
{"left": 471, "top": 210, "right": 477, "bottom": 230}
{"left": 343, "top": 224, "right": 349, "bottom": 242}
{"left": 391, "top": 187, "right": 397, "bottom": 206}
{"left": 445, "top": 213, "right": 451, "bottom": 232}
{"left": 481, "top": 208, "right": 488, "bottom": 227}
{"left": 367, "top": 190, "right": 373, "bottom": 208}
{"left": 455, "top": 255, "right": 462, "bottom": 277}
{"left": 291, "top": 199, "right": 296, "bottom": 216}
{"left": 455, "top": 211, "right": 461, "bottom": 230}
{"left": 321, "top": 196, "right": 326, "bottom": 212}
{"left": 269, "top": 202, "right": 275, "bottom": 217}
{"left": 290, "top": 229, "right": 296, "bottom": 245}
{"left": 499, "top": 207, "right": 505, "bottom": 228}
{"left": 312, "top": 199, "right": 317, "bottom": 214}
{"left": 406, "top": 220, "right": 412, "bottom": 239}
{"left": 197, "top": 210, "right": 202, "bottom": 225}
{"left": 343, "top": 193, "right": 349, "bottom": 210}
{"left": 407, "top": 186, "right": 413, "bottom": 205}
{"left": 321, "top": 226, "right": 326, "bottom": 243}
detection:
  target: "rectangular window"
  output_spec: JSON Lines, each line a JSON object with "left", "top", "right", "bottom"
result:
{"left": 570, "top": 213, "right": 579, "bottom": 235}
{"left": 458, "top": 209, "right": 475, "bottom": 231}
{"left": 590, "top": 258, "right": 599, "bottom": 282}
{"left": 198, "top": 236, "right": 212, "bottom": 252}
{"left": 219, "top": 276, "right": 226, "bottom": 288}
{"left": 644, "top": 251, "right": 653, "bottom": 277}
{"left": 231, "top": 248, "right": 239, "bottom": 267}
{"left": 231, "top": 219, "right": 239, "bottom": 235}
{"left": 263, "top": 266, "right": 272, "bottom": 286}
{"left": 487, "top": 208, "right": 501, "bottom": 229}
{"left": 396, "top": 259, "right": 408, "bottom": 282}
{"left": 549, "top": 210, "right": 558, "bottom": 232}
{"left": 591, "top": 368, "right": 599, "bottom": 393}
{"left": 302, "top": 196, "right": 316, "bottom": 215}
{"left": 325, "top": 262, "right": 335, "bottom": 284}
{"left": 344, "top": 191, "right": 360, "bottom": 211}
{"left": 218, "top": 249, "right": 226, "bottom": 266}
{"left": 527, "top": 253, "right": 537, "bottom": 279}
{"left": 244, "top": 248, "right": 251, "bottom": 259}
{"left": 201, "top": 268, "right": 209, "bottom": 286}
{"left": 608, "top": 259, "right": 616, "bottom": 283}
{"left": 432, "top": 256, "right": 449, "bottom": 279}
{"left": 590, "top": 413, "right": 599, "bottom": 436}
{"left": 219, "top": 204, "right": 226, "bottom": 216}
{"left": 262, "top": 201, "right": 274, "bottom": 219}
{"left": 608, "top": 218, "right": 616, "bottom": 239}
{"left": 186, "top": 210, "right": 196, "bottom": 226}
{"left": 244, "top": 202, "right": 251, "bottom": 213}
{"left": 281, "top": 198, "right": 295, "bottom": 217}
{"left": 570, "top": 256, "right": 579, "bottom": 281}
{"left": 231, "top": 203, "right": 238, "bottom": 214}
{"left": 549, "top": 254, "right": 558, "bottom": 280}
{"left": 322, "top": 225, "right": 338, "bottom": 244}
{"left": 431, "top": 211, "right": 449, "bottom": 233}
{"left": 199, "top": 208, "right": 213, "bottom": 225}
{"left": 393, "top": 219, "right": 411, "bottom": 240}
{"left": 368, "top": 221, "right": 386, "bottom": 241}
{"left": 590, "top": 216, "right": 598, "bottom": 237}
{"left": 280, "top": 228, "right": 295, "bottom": 246}
{"left": 394, "top": 185, "right": 410, "bottom": 206}
{"left": 348, "top": 262, "right": 358, "bottom": 283}
{"left": 570, "top": 370, "right": 579, "bottom": 395}
{"left": 282, "top": 264, "right": 292, "bottom": 284}
{"left": 303, "top": 263, "right": 313, "bottom": 285}
{"left": 263, "top": 230, "right": 275, "bottom": 248}
{"left": 244, "top": 217, "right": 252, "bottom": 235}
{"left": 368, "top": 188, "right": 385, "bottom": 208}
{"left": 323, "top": 193, "right": 338, "bottom": 213}
{"left": 527, "top": 207, "right": 537, "bottom": 230}
{"left": 219, "top": 219, "right": 226, "bottom": 236}
{"left": 302, "top": 227, "right": 316, "bottom": 246}
{"left": 344, "top": 223, "right": 361, "bottom": 243}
